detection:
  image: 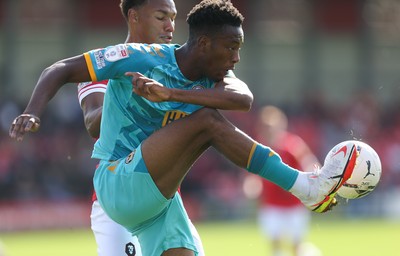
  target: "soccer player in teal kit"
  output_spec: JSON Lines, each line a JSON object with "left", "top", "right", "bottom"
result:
{"left": 10, "top": 1, "right": 357, "bottom": 255}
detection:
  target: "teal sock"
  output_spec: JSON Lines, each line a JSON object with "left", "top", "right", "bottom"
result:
{"left": 247, "top": 143, "right": 299, "bottom": 190}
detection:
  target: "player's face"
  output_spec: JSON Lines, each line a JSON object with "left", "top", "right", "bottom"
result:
{"left": 204, "top": 25, "right": 244, "bottom": 81}
{"left": 133, "top": 0, "right": 177, "bottom": 44}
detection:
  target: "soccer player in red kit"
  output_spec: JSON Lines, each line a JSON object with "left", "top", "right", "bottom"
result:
{"left": 255, "top": 105, "right": 321, "bottom": 256}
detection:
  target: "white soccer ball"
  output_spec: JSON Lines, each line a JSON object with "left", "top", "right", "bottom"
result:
{"left": 336, "top": 140, "right": 382, "bottom": 199}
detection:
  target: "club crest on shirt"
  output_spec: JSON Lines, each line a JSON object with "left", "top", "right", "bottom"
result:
{"left": 105, "top": 44, "right": 129, "bottom": 62}
{"left": 125, "top": 150, "right": 136, "bottom": 164}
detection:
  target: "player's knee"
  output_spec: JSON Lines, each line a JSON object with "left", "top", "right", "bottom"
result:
{"left": 190, "top": 108, "right": 230, "bottom": 136}
{"left": 202, "top": 108, "right": 231, "bottom": 132}
{"left": 193, "top": 108, "right": 224, "bottom": 124}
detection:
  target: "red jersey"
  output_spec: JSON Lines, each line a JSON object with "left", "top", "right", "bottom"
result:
{"left": 259, "top": 132, "right": 306, "bottom": 207}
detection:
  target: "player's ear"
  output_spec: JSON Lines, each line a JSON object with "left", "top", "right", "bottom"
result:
{"left": 197, "top": 35, "right": 211, "bottom": 53}
{"left": 128, "top": 8, "right": 139, "bottom": 23}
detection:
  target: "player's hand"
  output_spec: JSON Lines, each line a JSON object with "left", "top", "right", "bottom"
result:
{"left": 125, "top": 72, "right": 171, "bottom": 102}
{"left": 9, "top": 114, "right": 41, "bottom": 141}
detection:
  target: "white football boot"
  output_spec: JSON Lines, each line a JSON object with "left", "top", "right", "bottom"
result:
{"left": 298, "top": 141, "right": 358, "bottom": 213}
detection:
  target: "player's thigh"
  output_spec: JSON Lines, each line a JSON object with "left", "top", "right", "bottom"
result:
{"left": 142, "top": 108, "right": 220, "bottom": 174}
{"left": 91, "top": 200, "right": 142, "bottom": 256}
{"left": 137, "top": 193, "right": 198, "bottom": 255}
{"left": 94, "top": 156, "right": 170, "bottom": 228}
{"left": 159, "top": 220, "right": 203, "bottom": 256}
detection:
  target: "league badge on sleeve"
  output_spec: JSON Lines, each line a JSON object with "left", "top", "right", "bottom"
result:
{"left": 105, "top": 44, "right": 129, "bottom": 62}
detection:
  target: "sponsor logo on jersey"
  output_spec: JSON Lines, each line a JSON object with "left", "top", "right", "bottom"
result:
{"left": 162, "top": 110, "right": 189, "bottom": 127}
{"left": 125, "top": 242, "right": 136, "bottom": 256}
{"left": 105, "top": 44, "right": 129, "bottom": 62}
{"left": 93, "top": 50, "right": 106, "bottom": 69}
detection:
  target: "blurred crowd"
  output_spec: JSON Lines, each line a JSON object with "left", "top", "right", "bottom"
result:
{"left": 1, "top": 87, "right": 399, "bottom": 220}
{"left": 0, "top": 95, "right": 96, "bottom": 201}
{"left": 2, "top": 0, "right": 400, "bottom": 224}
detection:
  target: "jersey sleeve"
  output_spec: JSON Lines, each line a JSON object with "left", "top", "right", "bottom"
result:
{"left": 83, "top": 43, "right": 174, "bottom": 82}
{"left": 77, "top": 80, "right": 108, "bottom": 106}
{"left": 83, "top": 44, "right": 130, "bottom": 82}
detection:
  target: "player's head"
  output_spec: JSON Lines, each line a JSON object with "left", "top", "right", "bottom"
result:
{"left": 256, "top": 105, "right": 288, "bottom": 145}
{"left": 120, "top": 0, "right": 177, "bottom": 44}
{"left": 186, "top": 0, "right": 244, "bottom": 81}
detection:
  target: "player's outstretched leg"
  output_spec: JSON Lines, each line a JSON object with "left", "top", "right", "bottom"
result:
{"left": 290, "top": 141, "right": 357, "bottom": 212}
{"left": 142, "top": 107, "right": 357, "bottom": 213}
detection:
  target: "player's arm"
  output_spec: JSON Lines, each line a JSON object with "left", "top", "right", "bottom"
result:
{"left": 78, "top": 81, "right": 107, "bottom": 139}
{"left": 171, "top": 75, "right": 253, "bottom": 111}
{"left": 80, "top": 93, "right": 103, "bottom": 139}
{"left": 127, "top": 72, "right": 254, "bottom": 112}
{"left": 212, "top": 76, "right": 253, "bottom": 111}
{"left": 10, "top": 55, "right": 91, "bottom": 141}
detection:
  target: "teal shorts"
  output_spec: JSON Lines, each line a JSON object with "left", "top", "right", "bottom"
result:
{"left": 93, "top": 145, "right": 198, "bottom": 256}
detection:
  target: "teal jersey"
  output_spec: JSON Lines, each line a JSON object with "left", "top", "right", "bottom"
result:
{"left": 84, "top": 43, "right": 216, "bottom": 161}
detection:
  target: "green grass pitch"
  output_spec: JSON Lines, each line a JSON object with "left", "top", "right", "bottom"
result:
{"left": 1, "top": 219, "right": 398, "bottom": 256}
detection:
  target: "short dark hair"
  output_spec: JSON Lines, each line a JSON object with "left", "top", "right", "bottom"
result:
{"left": 186, "top": 0, "right": 244, "bottom": 37}
{"left": 120, "top": 0, "right": 148, "bottom": 20}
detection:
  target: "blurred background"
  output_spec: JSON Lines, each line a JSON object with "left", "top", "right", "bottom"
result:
{"left": 0, "top": 0, "right": 400, "bottom": 234}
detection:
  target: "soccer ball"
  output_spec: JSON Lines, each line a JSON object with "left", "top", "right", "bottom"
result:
{"left": 335, "top": 140, "right": 382, "bottom": 199}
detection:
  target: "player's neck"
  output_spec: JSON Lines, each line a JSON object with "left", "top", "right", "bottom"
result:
{"left": 175, "top": 43, "right": 202, "bottom": 81}
{"left": 125, "top": 33, "right": 134, "bottom": 44}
